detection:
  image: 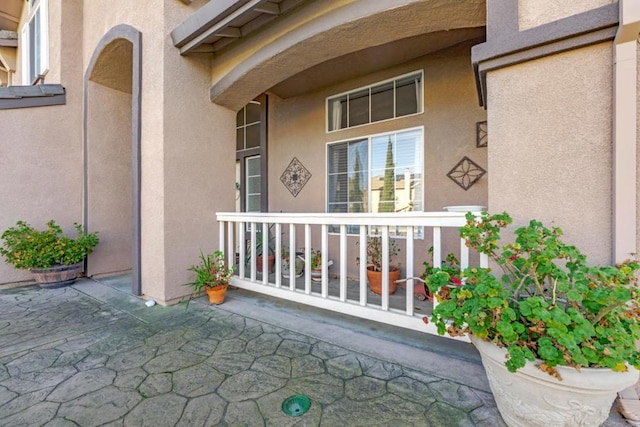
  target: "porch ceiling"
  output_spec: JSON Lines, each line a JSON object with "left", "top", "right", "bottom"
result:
{"left": 0, "top": 0, "right": 21, "bottom": 33}
{"left": 269, "top": 27, "right": 486, "bottom": 99}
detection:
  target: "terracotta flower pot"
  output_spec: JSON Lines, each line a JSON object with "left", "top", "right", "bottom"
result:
{"left": 256, "top": 255, "right": 275, "bottom": 273}
{"left": 205, "top": 284, "right": 228, "bottom": 305}
{"left": 30, "top": 263, "right": 83, "bottom": 289}
{"left": 366, "top": 266, "right": 400, "bottom": 295}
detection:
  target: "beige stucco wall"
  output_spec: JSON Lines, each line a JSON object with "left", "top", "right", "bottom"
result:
{"left": 637, "top": 37, "right": 640, "bottom": 261}
{"left": 81, "top": 0, "right": 235, "bottom": 303}
{"left": 0, "top": 0, "right": 84, "bottom": 285}
{"left": 518, "top": 0, "right": 616, "bottom": 31}
{"left": 488, "top": 42, "right": 613, "bottom": 265}
{"left": 268, "top": 45, "right": 487, "bottom": 277}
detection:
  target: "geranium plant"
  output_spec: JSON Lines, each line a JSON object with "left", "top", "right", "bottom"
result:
{"left": 426, "top": 212, "right": 640, "bottom": 377}
{"left": 0, "top": 220, "right": 99, "bottom": 270}
{"left": 358, "top": 236, "right": 399, "bottom": 271}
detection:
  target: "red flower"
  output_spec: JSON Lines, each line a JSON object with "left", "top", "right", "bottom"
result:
{"left": 452, "top": 276, "right": 462, "bottom": 286}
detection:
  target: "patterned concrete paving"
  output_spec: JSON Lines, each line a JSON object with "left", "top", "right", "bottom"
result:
{"left": 0, "top": 279, "right": 628, "bottom": 426}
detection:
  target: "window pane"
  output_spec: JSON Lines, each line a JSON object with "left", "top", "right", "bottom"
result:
{"left": 247, "top": 176, "right": 261, "bottom": 194}
{"left": 348, "top": 89, "right": 369, "bottom": 127}
{"left": 246, "top": 123, "right": 260, "bottom": 149}
{"left": 348, "top": 141, "right": 368, "bottom": 213}
{"left": 328, "top": 174, "right": 347, "bottom": 204}
{"left": 236, "top": 108, "right": 244, "bottom": 127}
{"left": 246, "top": 156, "right": 260, "bottom": 176}
{"left": 236, "top": 128, "right": 244, "bottom": 151}
{"left": 247, "top": 195, "right": 261, "bottom": 212}
{"left": 396, "top": 75, "right": 420, "bottom": 116}
{"left": 371, "top": 82, "right": 394, "bottom": 122}
{"left": 328, "top": 143, "right": 347, "bottom": 174}
{"left": 246, "top": 102, "right": 261, "bottom": 124}
{"left": 395, "top": 129, "right": 423, "bottom": 169}
{"left": 328, "top": 96, "right": 347, "bottom": 131}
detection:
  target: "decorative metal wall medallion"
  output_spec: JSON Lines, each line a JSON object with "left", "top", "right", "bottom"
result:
{"left": 476, "top": 121, "right": 488, "bottom": 147}
{"left": 280, "top": 157, "right": 312, "bottom": 197}
{"left": 447, "top": 156, "right": 486, "bottom": 191}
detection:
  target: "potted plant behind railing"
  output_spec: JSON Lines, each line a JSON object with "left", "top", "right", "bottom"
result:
{"left": 281, "top": 246, "right": 304, "bottom": 279}
{"left": 359, "top": 236, "right": 400, "bottom": 295}
{"left": 185, "top": 250, "right": 235, "bottom": 305}
{"left": 0, "top": 220, "right": 99, "bottom": 289}
{"left": 425, "top": 212, "right": 640, "bottom": 427}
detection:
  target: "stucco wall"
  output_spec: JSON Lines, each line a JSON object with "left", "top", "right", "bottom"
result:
{"left": 518, "top": 0, "right": 616, "bottom": 31}
{"left": 487, "top": 42, "right": 613, "bottom": 265}
{"left": 268, "top": 46, "right": 487, "bottom": 277}
{"left": 0, "top": 0, "right": 84, "bottom": 286}
{"left": 637, "top": 37, "right": 640, "bottom": 262}
{"left": 80, "top": 0, "right": 236, "bottom": 304}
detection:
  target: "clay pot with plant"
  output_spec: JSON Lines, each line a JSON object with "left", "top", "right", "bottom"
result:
{"left": 185, "top": 250, "right": 235, "bottom": 305}
{"left": 359, "top": 236, "right": 400, "bottom": 295}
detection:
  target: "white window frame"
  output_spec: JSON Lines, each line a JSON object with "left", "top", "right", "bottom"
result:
{"left": 325, "top": 70, "right": 424, "bottom": 133}
{"left": 21, "top": 0, "right": 49, "bottom": 85}
{"left": 326, "top": 126, "right": 425, "bottom": 237}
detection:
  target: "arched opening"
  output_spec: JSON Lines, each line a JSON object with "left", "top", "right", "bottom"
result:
{"left": 84, "top": 25, "right": 141, "bottom": 295}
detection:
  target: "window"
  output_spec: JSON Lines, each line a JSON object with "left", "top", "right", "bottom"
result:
{"left": 327, "top": 128, "right": 424, "bottom": 234}
{"left": 236, "top": 97, "right": 268, "bottom": 213}
{"left": 21, "top": 0, "right": 49, "bottom": 84}
{"left": 327, "top": 71, "right": 423, "bottom": 132}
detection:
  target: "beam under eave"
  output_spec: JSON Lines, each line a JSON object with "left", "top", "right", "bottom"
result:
{"left": 0, "top": 11, "right": 19, "bottom": 24}
{"left": 255, "top": 2, "right": 280, "bottom": 15}
{"left": 216, "top": 27, "right": 242, "bottom": 38}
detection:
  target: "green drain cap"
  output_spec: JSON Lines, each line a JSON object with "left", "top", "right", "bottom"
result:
{"left": 281, "top": 394, "right": 311, "bottom": 417}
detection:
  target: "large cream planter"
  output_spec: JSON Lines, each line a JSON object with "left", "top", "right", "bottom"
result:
{"left": 470, "top": 336, "right": 639, "bottom": 426}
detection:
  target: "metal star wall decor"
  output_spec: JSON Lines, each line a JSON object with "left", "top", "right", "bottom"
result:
{"left": 280, "top": 157, "right": 312, "bottom": 197}
{"left": 447, "top": 156, "right": 486, "bottom": 191}
{"left": 476, "top": 121, "right": 488, "bottom": 147}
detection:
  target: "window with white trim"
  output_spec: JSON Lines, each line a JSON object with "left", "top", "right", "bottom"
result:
{"left": 326, "top": 71, "right": 423, "bottom": 132}
{"left": 327, "top": 127, "right": 424, "bottom": 234}
{"left": 21, "top": 0, "right": 49, "bottom": 85}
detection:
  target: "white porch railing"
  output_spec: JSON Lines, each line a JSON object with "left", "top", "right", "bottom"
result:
{"left": 216, "top": 212, "right": 488, "bottom": 339}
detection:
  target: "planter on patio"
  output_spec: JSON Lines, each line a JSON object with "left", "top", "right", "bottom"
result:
{"left": 366, "top": 266, "right": 400, "bottom": 295}
{"left": 31, "top": 262, "right": 83, "bottom": 289}
{"left": 205, "top": 284, "right": 228, "bottom": 305}
{"left": 471, "top": 336, "right": 639, "bottom": 427}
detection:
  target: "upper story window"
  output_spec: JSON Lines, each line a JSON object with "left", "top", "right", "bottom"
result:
{"left": 326, "top": 71, "right": 423, "bottom": 132}
{"left": 21, "top": 0, "right": 49, "bottom": 84}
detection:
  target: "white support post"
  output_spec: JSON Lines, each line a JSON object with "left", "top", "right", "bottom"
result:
{"left": 239, "top": 222, "right": 245, "bottom": 279}
{"left": 460, "top": 238, "right": 469, "bottom": 270}
{"left": 359, "top": 226, "right": 367, "bottom": 306}
{"left": 262, "top": 222, "right": 269, "bottom": 285}
{"left": 321, "top": 224, "right": 328, "bottom": 298}
{"left": 305, "top": 224, "right": 311, "bottom": 294}
{"left": 218, "top": 221, "right": 225, "bottom": 254}
{"left": 406, "top": 226, "right": 414, "bottom": 316}
{"left": 275, "top": 223, "right": 282, "bottom": 288}
{"left": 381, "top": 226, "right": 389, "bottom": 311}
{"left": 250, "top": 222, "right": 257, "bottom": 282}
{"left": 340, "top": 224, "right": 347, "bottom": 302}
{"left": 432, "top": 226, "right": 442, "bottom": 311}
{"left": 289, "top": 223, "right": 296, "bottom": 291}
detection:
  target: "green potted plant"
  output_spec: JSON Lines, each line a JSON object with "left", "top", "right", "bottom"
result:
{"left": 425, "top": 212, "right": 640, "bottom": 426}
{"left": 185, "top": 250, "right": 235, "bottom": 305}
{"left": 248, "top": 224, "right": 275, "bottom": 274}
{"left": 0, "top": 220, "right": 99, "bottom": 288}
{"left": 417, "top": 247, "right": 459, "bottom": 301}
{"left": 359, "top": 236, "right": 400, "bottom": 294}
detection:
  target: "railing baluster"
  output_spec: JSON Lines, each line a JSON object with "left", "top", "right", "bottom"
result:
{"left": 381, "top": 226, "right": 389, "bottom": 311}
{"left": 406, "top": 226, "right": 414, "bottom": 316}
{"left": 275, "top": 223, "right": 282, "bottom": 288}
{"left": 304, "top": 224, "right": 311, "bottom": 294}
{"left": 340, "top": 224, "right": 347, "bottom": 302}
{"left": 432, "top": 226, "right": 442, "bottom": 311}
{"left": 480, "top": 253, "right": 489, "bottom": 268}
{"left": 239, "top": 222, "right": 245, "bottom": 279}
{"left": 460, "top": 237, "right": 469, "bottom": 270}
{"left": 262, "top": 222, "right": 269, "bottom": 285}
{"left": 227, "top": 221, "right": 234, "bottom": 270}
{"left": 250, "top": 222, "right": 257, "bottom": 282}
{"left": 219, "top": 221, "right": 224, "bottom": 255}
{"left": 289, "top": 223, "right": 296, "bottom": 291}
{"left": 359, "top": 225, "right": 367, "bottom": 306}
{"left": 321, "top": 224, "right": 328, "bottom": 298}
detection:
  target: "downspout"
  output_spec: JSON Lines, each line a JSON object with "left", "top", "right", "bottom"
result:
{"left": 613, "top": 0, "right": 640, "bottom": 262}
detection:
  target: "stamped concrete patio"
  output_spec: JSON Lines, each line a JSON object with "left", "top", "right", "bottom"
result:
{"left": 0, "top": 277, "right": 629, "bottom": 426}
